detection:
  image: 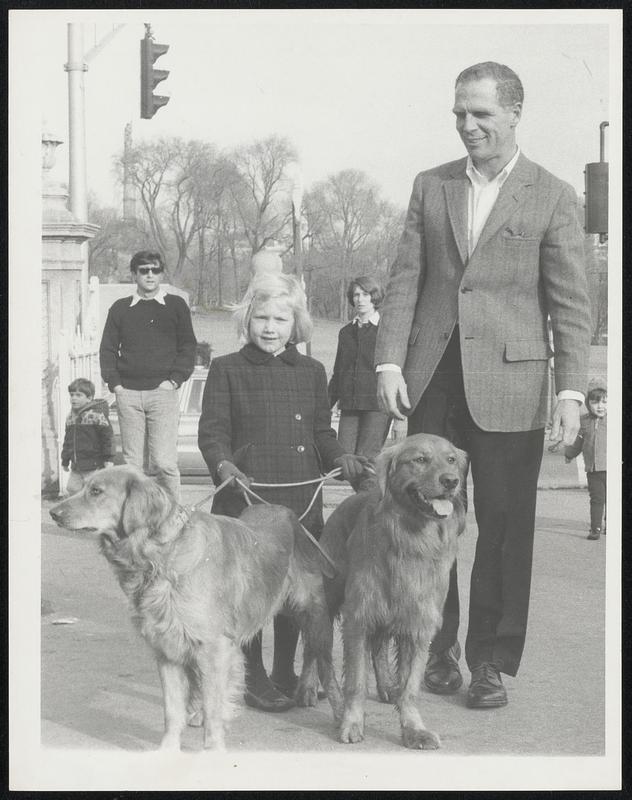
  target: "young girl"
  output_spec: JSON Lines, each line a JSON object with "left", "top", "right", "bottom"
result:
{"left": 198, "top": 272, "right": 366, "bottom": 712}
{"left": 328, "top": 276, "right": 391, "bottom": 491}
{"left": 565, "top": 377, "right": 607, "bottom": 540}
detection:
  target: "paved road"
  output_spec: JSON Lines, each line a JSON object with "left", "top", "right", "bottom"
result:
{"left": 40, "top": 480, "right": 606, "bottom": 760}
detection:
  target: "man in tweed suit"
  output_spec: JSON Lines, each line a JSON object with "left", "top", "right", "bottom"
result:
{"left": 376, "top": 62, "right": 592, "bottom": 708}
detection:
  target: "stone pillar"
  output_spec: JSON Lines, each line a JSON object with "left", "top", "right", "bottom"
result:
{"left": 41, "top": 126, "right": 99, "bottom": 493}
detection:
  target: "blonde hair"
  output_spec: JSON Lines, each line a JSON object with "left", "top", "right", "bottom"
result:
{"left": 233, "top": 272, "right": 313, "bottom": 345}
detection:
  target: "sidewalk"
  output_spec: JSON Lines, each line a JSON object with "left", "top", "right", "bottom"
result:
{"left": 39, "top": 478, "right": 605, "bottom": 760}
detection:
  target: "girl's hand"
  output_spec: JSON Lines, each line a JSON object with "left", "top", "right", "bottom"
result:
{"left": 334, "top": 454, "right": 370, "bottom": 482}
{"left": 217, "top": 460, "right": 251, "bottom": 489}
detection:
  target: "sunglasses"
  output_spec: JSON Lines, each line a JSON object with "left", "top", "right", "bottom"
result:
{"left": 137, "top": 266, "right": 164, "bottom": 275}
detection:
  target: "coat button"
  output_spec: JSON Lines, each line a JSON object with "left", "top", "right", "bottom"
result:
{"left": 461, "top": 286, "right": 472, "bottom": 293}
{"left": 297, "top": 445, "right": 305, "bottom": 453}
{"left": 295, "top": 413, "right": 302, "bottom": 420}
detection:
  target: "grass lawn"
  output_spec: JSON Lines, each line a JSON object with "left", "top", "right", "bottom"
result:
{"left": 192, "top": 308, "right": 343, "bottom": 376}
{"left": 192, "top": 308, "right": 608, "bottom": 384}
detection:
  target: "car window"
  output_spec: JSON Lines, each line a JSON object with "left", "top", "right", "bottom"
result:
{"left": 186, "top": 378, "right": 205, "bottom": 415}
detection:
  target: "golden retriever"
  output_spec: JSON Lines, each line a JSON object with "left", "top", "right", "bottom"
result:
{"left": 308, "top": 433, "right": 468, "bottom": 749}
{"left": 49, "top": 465, "right": 343, "bottom": 751}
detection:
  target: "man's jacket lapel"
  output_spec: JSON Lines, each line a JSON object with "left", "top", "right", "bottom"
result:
{"left": 443, "top": 161, "right": 469, "bottom": 266}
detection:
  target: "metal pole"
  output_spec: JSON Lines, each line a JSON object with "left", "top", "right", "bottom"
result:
{"left": 292, "top": 202, "right": 311, "bottom": 355}
{"left": 123, "top": 122, "right": 136, "bottom": 220}
{"left": 65, "top": 23, "right": 88, "bottom": 222}
{"left": 599, "top": 121, "right": 609, "bottom": 163}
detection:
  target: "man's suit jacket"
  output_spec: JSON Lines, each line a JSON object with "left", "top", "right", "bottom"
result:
{"left": 375, "top": 153, "right": 592, "bottom": 432}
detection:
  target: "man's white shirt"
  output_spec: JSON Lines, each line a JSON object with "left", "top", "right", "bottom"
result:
{"left": 130, "top": 288, "right": 167, "bottom": 306}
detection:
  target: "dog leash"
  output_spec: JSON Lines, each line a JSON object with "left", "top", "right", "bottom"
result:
{"left": 233, "top": 475, "right": 341, "bottom": 574}
{"left": 184, "top": 471, "right": 352, "bottom": 575}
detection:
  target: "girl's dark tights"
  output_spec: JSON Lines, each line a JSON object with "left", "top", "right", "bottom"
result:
{"left": 242, "top": 615, "right": 299, "bottom": 693}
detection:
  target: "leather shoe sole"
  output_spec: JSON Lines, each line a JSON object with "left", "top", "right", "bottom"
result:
{"left": 466, "top": 690, "right": 508, "bottom": 708}
{"left": 244, "top": 688, "right": 295, "bottom": 712}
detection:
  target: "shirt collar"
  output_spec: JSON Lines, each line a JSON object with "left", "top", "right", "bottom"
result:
{"left": 241, "top": 342, "right": 300, "bottom": 366}
{"left": 353, "top": 310, "right": 380, "bottom": 326}
{"left": 130, "top": 288, "right": 167, "bottom": 306}
{"left": 466, "top": 146, "right": 521, "bottom": 188}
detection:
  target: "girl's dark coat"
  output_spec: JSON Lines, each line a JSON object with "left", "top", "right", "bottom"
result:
{"left": 198, "top": 343, "right": 344, "bottom": 535}
{"left": 328, "top": 321, "right": 381, "bottom": 411}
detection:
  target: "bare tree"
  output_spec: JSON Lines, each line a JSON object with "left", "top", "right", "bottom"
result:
{"left": 305, "top": 169, "right": 383, "bottom": 321}
{"left": 115, "top": 137, "right": 180, "bottom": 262}
{"left": 230, "top": 135, "right": 297, "bottom": 256}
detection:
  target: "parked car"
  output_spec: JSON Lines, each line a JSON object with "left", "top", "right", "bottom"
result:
{"left": 108, "top": 366, "right": 210, "bottom": 479}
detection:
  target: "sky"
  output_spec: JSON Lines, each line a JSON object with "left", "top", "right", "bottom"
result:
{"left": 14, "top": 8, "right": 617, "bottom": 212}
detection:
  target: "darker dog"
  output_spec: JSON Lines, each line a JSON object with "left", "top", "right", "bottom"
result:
{"left": 307, "top": 433, "right": 468, "bottom": 749}
{"left": 49, "top": 465, "right": 342, "bottom": 751}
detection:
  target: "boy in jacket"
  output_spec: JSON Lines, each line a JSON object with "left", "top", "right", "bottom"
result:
{"left": 565, "top": 377, "right": 607, "bottom": 539}
{"left": 61, "top": 378, "right": 114, "bottom": 494}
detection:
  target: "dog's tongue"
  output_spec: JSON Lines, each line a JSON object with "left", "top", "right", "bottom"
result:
{"left": 431, "top": 498, "right": 453, "bottom": 518}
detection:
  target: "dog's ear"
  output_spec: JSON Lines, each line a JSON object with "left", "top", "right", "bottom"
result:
{"left": 121, "top": 472, "right": 170, "bottom": 538}
{"left": 455, "top": 446, "right": 470, "bottom": 482}
{"left": 374, "top": 443, "right": 399, "bottom": 498}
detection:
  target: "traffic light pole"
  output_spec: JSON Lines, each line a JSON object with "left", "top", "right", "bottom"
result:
{"left": 65, "top": 23, "right": 125, "bottom": 223}
{"left": 65, "top": 23, "right": 88, "bottom": 222}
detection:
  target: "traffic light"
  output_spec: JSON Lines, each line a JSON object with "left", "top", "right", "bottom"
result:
{"left": 584, "top": 162, "right": 608, "bottom": 235}
{"left": 140, "top": 33, "right": 170, "bottom": 119}
{"left": 584, "top": 121, "right": 608, "bottom": 237}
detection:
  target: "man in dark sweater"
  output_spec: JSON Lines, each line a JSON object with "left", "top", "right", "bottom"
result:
{"left": 99, "top": 250, "right": 197, "bottom": 500}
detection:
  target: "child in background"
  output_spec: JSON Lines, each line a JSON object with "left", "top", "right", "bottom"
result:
{"left": 565, "top": 377, "right": 607, "bottom": 540}
{"left": 61, "top": 378, "right": 114, "bottom": 495}
{"left": 198, "top": 272, "right": 367, "bottom": 712}
{"left": 328, "top": 276, "right": 391, "bottom": 491}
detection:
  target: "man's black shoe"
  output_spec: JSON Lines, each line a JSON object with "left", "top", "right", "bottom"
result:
{"left": 424, "top": 642, "right": 463, "bottom": 694}
{"left": 466, "top": 662, "right": 508, "bottom": 708}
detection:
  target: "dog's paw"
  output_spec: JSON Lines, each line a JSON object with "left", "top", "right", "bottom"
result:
{"left": 340, "top": 721, "right": 364, "bottom": 744}
{"left": 401, "top": 726, "right": 441, "bottom": 750}
{"left": 295, "top": 684, "right": 318, "bottom": 707}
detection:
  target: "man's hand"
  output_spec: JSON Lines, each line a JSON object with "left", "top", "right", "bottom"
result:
{"left": 158, "top": 380, "right": 176, "bottom": 391}
{"left": 549, "top": 398, "right": 581, "bottom": 446}
{"left": 377, "top": 371, "right": 411, "bottom": 420}
{"left": 62, "top": 465, "right": 69, "bottom": 472}
{"left": 104, "top": 461, "right": 114, "bottom": 469}
{"left": 113, "top": 385, "right": 123, "bottom": 394}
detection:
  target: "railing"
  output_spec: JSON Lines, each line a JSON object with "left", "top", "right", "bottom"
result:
{"left": 55, "top": 276, "right": 102, "bottom": 495}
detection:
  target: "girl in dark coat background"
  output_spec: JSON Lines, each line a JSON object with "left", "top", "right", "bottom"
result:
{"left": 328, "top": 276, "right": 391, "bottom": 491}
{"left": 198, "top": 272, "right": 366, "bottom": 712}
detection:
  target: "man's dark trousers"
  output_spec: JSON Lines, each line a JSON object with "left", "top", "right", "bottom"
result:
{"left": 407, "top": 329, "right": 544, "bottom": 676}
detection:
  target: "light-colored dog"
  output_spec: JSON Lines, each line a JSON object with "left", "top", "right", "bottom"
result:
{"left": 50, "top": 465, "right": 343, "bottom": 751}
